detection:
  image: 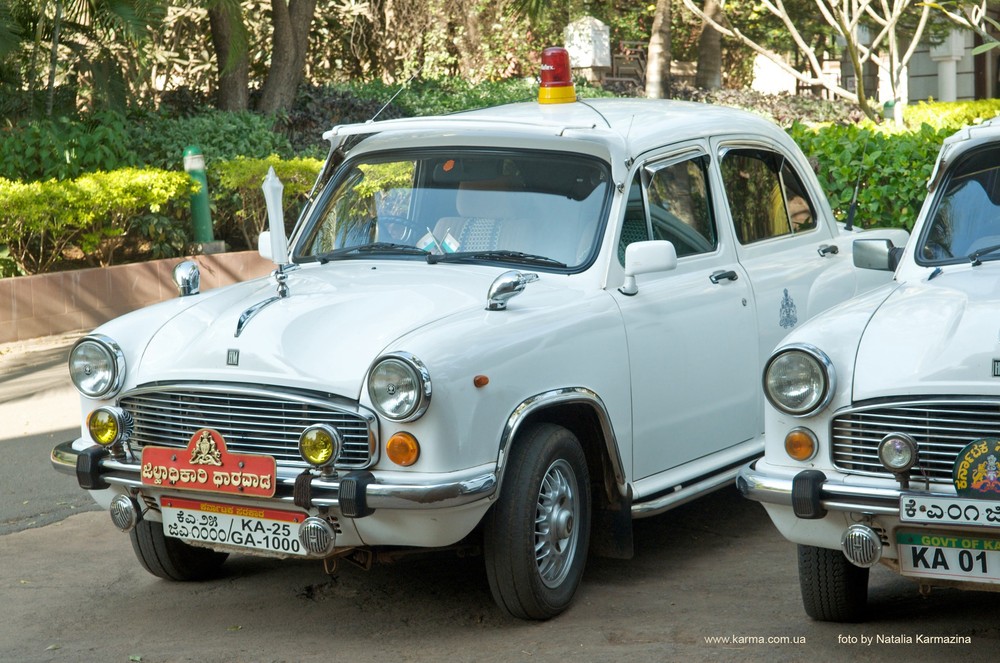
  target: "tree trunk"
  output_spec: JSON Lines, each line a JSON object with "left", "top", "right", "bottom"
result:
{"left": 644, "top": 0, "right": 671, "bottom": 98}
{"left": 694, "top": 0, "right": 722, "bottom": 90}
{"left": 208, "top": 3, "right": 249, "bottom": 112}
{"left": 256, "top": 0, "right": 317, "bottom": 114}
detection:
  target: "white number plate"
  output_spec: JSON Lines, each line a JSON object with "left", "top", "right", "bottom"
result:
{"left": 897, "top": 532, "right": 1000, "bottom": 584}
{"left": 900, "top": 494, "right": 1000, "bottom": 528}
{"left": 161, "top": 496, "right": 307, "bottom": 556}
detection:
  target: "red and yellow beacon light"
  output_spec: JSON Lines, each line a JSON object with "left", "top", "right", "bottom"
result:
{"left": 538, "top": 47, "right": 577, "bottom": 105}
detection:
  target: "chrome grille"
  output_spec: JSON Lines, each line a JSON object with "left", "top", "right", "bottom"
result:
{"left": 831, "top": 400, "right": 1000, "bottom": 482}
{"left": 120, "top": 385, "right": 375, "bottom": 470}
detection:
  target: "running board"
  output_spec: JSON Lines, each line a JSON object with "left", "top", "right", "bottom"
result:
{"left": 630, "top": 466, "right": 741, "bottom": 519}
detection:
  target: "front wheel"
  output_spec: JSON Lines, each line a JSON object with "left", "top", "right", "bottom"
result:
{"left": 484, "top": 423, "right": 591, "bottom": 620}
{"left": 798, "top": 544, "right": 869, "bottom": 622}
{"left": 130, "top": 519, "right": 228, "bottom": 581}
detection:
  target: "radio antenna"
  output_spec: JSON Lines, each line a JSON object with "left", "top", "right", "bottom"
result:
{"left": 371, "top": 70, "right": 420, "bottom": 122}
{"left": 844, "top": 129, "right": 871, "bottom": 232}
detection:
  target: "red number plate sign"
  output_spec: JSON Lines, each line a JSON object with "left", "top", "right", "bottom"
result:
{"left": 141, "top": 428, "right": 277, "bottom": 497}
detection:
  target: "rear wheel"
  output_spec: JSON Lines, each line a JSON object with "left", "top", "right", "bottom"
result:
{"left": 130, "top": 519, "right": 228, "bottom": 581}
{"left": 484, "top": 423, "right": 591, "bottom": 620}
{"left": 798, "top": 544, "right": 868, "bottom": 622}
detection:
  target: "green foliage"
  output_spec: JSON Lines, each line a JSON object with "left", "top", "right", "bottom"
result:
{"left": 0, "top": 112, "right": 136, "bottom": 181}
{"left": 788, "top": 122, "right": 949, "bottom": 230}
{"left": 0, "top": 168, "right": 193, "bottom": 274}
{"left": 211, "top": 156, "right": 323, "bottom": 250}
{"left": 127, "top": 110, "right": 295, "bottom": 170}
{"left": 903, "top": 99, "right": 1000, "bottom": 130}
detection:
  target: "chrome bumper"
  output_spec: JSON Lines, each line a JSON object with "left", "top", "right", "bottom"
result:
{"left": 735, "top": 460, "right": 954, "bottom": 518}
{"left": 52, "top": 440, "right": 497, "bottom": 513}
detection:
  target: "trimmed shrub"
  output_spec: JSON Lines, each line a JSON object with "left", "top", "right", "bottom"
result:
{"left": 0, "top": 169, "right": 193, "bottom": 274}
{"left": 903, "top": 99, "right": 1000, "bottom": 130}
{"left": 211, "top": 156, "right": 323, "bottom": 251}
{"left": 789, "top": 122, "right": 949, "bottom": 231}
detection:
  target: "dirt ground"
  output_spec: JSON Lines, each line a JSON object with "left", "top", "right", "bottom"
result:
{"left": 3, "top": 485, "right": 999, "bottom": 663}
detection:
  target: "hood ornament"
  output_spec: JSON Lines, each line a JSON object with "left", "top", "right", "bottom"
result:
{"left": 486, "top": 270, "right": 538, "bottom": 310}
{"left": 236, "top": 168, "right": 296, "bottom": 337}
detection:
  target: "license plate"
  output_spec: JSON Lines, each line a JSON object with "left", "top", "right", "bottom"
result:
{"left": 897, "top": 531, "right": 1000, "bottom": 584}
{"left": 161, "top": 496, "right": 307, "bottom": 556}
{"left": 900, "top": 494, "right": 1000, "bottom": 528}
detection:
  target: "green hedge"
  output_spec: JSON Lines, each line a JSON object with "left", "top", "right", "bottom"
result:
{"left": 790, "top": 122, "right": 949, "bottom": 231}
{"left": 0, "top": 169, "right": 194, "bottom": 275}
{"left": 211, "top": 156, "right": 323, "bottom": 251}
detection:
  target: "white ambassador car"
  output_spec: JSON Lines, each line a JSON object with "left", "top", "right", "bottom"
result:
{"left": 740, "top": 117, "right": 1000, "bottom": 622}
{"left": 51, "top": 49, "right": 906, "bottom": 619}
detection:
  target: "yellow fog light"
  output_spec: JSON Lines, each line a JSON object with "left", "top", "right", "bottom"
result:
{"left": 299, "top": 424, "right": 342, "bottom": 468}
{"left": 87, "top": 407, "right": 130, "bottom": 446}
{"left": 784, "top": 427, "right": 818, "bottom": 462}
{"left": 386, "top": 432, "right": 420, "bottom": 467}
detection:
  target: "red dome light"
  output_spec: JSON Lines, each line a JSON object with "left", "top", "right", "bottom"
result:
{"left": 538, "top": 47, "right": 577, "bottom": 104}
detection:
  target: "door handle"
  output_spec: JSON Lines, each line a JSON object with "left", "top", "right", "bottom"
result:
{"left": 709, "top": 269, "right": 738, "bottom": 284}
{"left": 817, "top": 244, "right": 839, "bottom": 257}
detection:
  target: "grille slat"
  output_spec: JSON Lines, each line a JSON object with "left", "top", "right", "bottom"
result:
{"left": 831, "top": 400, "right": 1000, "bottom": 482}
{"left": 121, "top": 387, "right": 374, "bottom": 470}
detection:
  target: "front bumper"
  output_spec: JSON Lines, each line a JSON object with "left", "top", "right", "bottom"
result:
{"left": 736, "top": 460, "right": 958, "bottom": 518}
{"left": 51, "top": 439, "right": 497, "bottom": 515}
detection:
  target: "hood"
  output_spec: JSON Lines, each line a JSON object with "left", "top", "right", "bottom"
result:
{"left": 133, "top": 262, "right": 496, "bottom": 398}
{"left": 853, "top": 268, "right": 1000, "bottom": 400}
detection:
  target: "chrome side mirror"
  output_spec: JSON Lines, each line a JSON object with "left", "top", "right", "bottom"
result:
{"left": 172, "top": 260, "right": 201, "bottom": 297}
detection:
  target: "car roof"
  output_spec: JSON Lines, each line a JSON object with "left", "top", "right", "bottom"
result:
{"left": 928, "top": 116, "right": 1000, "bottom": 192}
{"left": 323, "top": 98, "right": 790, "bottom": 160}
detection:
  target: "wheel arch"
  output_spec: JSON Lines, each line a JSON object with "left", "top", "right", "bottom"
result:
{"left": 496, "top": 387, "right": 633, "bottom": 558}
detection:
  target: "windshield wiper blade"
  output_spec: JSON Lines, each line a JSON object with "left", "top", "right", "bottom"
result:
{"left": 317, "top": 243, "right": 430, "bottom": 263}
{"left": 427, "top": 250, "right": 567, "bottom": 268}
{"left": 969, "top": 243, "right": 1000, "bottom": 266}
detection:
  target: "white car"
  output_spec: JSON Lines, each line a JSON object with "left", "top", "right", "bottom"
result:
{"left": 51, "top": 49, "right": 905, "bottom": 619}
{"left": 740, "top": 117, "right": 1000, "bottom": 622}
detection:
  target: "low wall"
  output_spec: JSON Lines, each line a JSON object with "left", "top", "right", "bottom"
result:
{"left": 0, "top": 251, "right": 274, "bottom": 344}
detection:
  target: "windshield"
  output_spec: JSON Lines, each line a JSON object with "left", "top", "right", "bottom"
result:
{"left": 918, "top": 147, "right": 1000, "bottom": 265}
{"left": 295, "top": 150, "right": 611, "bottom": 271}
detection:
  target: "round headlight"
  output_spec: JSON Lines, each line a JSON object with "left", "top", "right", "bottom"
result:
{"left": 299, "top": 424, "right": 342, "bottom": 468}
{"left": 878, "top": 433, "right": 918, "bottom": 472}
{"left": 69, "top": 336, "right": 125, "bottom": 398}
{"left": 763, "top": 345, "right": 835, "bottom": 417}
{"left": 367, "top": 354, "right": 431, "bottom": 421}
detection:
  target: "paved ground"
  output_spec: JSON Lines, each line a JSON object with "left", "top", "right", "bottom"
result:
{"left": 0, "top": 331, "right": 82, "bottom": 436}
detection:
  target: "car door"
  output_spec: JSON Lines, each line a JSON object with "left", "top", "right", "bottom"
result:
{"left": 713, "top": 140, "right": 844, "bottom": 364}
{"left": 613, "top": 146, "right": 759, "bottom": 481}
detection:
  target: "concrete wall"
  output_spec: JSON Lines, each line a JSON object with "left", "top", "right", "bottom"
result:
{"left": 0, "top": 251, "right": 274, "bottom": 343}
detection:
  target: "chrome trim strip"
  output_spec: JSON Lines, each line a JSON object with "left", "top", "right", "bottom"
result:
{"left": 497, "top": 387, "right": 625, "bottom": 496}
{"left": 631, "top": 466, "right": 739, "bottom": 519}
{"left": 51, "top": 440, "right": 495, "bottom": 510}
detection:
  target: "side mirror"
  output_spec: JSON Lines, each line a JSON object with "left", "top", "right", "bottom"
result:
{"left": 258, "top": 231, "right": 273, "bottom": 261}
{"left": 853, "top": 238, "right": 900, "bottom": 271}
{"left": 619, "top": 240, "right": 678, "bottom": 296}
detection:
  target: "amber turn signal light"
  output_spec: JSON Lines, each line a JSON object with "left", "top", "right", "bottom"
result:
{"left": 784, "top": 427, "right": 818, "bottom": 462}
{"left": 386, "top": 432, "right": 420, "bottom": 467}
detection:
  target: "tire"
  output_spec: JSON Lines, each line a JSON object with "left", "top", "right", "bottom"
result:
{"left": 797, "top": 544, "right": 868, "bottom": 622}
{"left": 484, "top": 423, "right": 591, "bottom": 620}
{"left": 130, "top": 519, "right": 229, "bottom": 581}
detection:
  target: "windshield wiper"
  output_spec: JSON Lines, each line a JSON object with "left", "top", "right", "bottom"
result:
{"left": 427, "top": 250, "right": 567, "bottom": 268}
{"left": 316, "top": 243, "right": 430, "bottom": 263}
{"left": 968, "top": 243, "right": 1000, "bottom": 266}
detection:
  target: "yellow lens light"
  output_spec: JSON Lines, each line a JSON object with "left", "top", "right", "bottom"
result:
{"left": 88, "top": 409, "right": 120, "bottom": 446}
{"left": 785, "top": 428, "right": 818, "bottom": 462}
{"left": 299, "top": 425, "right": 340, "bottom": 467}
{"left": 386, "top": 432, "right": 420, "bottom": 467}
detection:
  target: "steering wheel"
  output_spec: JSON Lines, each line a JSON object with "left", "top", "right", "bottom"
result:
{"left": 376, "top": 215, "right": 421, "bottom": 244}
